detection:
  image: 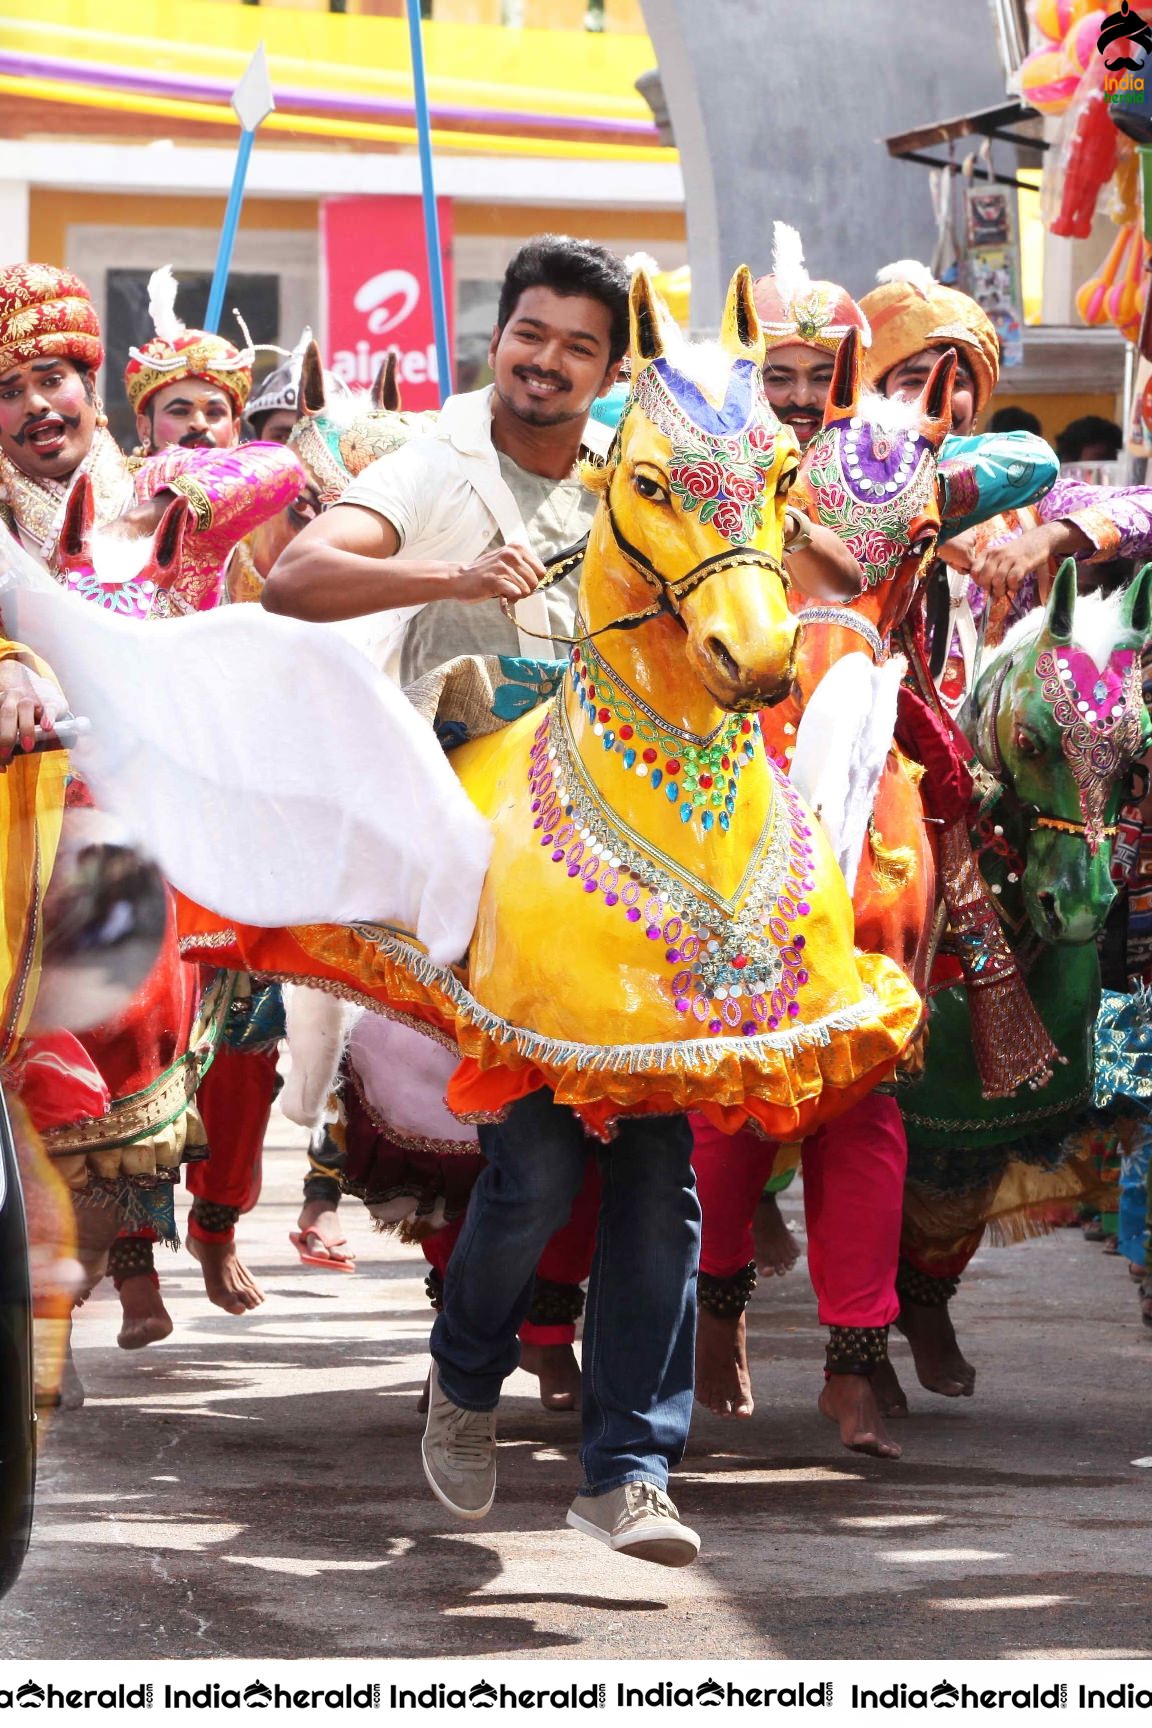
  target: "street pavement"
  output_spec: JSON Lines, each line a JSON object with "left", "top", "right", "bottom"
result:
{"left": 2, "top": 1108, "right": 1151, "bottom": 1662}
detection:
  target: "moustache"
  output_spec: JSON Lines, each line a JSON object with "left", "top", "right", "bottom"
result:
{"left": 777, "top": 405, "right": 823, "bottom": 428}
{"left": 1105, "top": 52, "right": 1147, "bottom": 69}
{"left": 513, "top": 367, "right": 571, "bottom": 392}
{"left": 178, "top": 430, "right": 216, "bottom": 448}
{"left": 12, "top": 411, "right": 81, "bottom": 447}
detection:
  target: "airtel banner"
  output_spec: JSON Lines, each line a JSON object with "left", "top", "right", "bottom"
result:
{"left": 321, "top": 194, "right": 454, "bottom": 411}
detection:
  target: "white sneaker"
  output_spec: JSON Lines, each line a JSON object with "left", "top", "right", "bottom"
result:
{"left": 566, "top": 1481, "right": 700, "bottom": 1566}
{"left": 420, "top": 1362, "right": 496, "bottom": 1520}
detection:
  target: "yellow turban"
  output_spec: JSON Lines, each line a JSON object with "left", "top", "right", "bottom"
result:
{"left": 859, "top": 263, "right": 1000, "bottom": 415}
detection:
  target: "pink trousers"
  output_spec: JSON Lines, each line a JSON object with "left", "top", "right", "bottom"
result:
{"left": 692, "top": 1092, "right": 906, "bottom": 1329}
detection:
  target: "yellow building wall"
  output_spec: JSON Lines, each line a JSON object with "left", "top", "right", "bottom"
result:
{"left": 986, "top": 390, "right": 1123, "bottom": 443}
{"left": 29, "top": 188, "right": 685, "bottom": 270}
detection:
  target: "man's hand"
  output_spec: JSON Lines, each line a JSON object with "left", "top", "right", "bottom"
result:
{"left": 939, "top": 518, "right": 1091, "bottom": 604}
{"left": 105, "top": 493, "right": 171, "bottom": 542}
{"left": 0, "top": 659, "right": 66, "bottom": 764}
{"left": 451, "top": 544, "right": 546, "bottom": 605}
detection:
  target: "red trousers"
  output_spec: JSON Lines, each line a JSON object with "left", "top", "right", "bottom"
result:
{"left": 693, "top": 1092, "right": 906, "bottom": 1329}
{"left": 424, "top": 1162, "right": 601, "bottom": 1346}
{"left": 186, "top": 1046, "right": 279, "bottom": 1235}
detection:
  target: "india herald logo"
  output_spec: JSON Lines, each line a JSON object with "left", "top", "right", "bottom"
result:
{"left": 353, "top": 270, "right": 421, "bottom": 336}
{"left": 1097, "top": 1, "right": 1152, "bottom": 69}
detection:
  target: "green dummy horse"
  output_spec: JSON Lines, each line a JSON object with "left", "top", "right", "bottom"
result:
{"left": 891, "top": 560, "right": 1152, "bottom": 1399}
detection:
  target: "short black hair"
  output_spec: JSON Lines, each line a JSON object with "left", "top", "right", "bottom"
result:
{"left": 1055, "top": 414, "right": 1123, "bottom": 463}
{"left": 988, "top": 405, "right": 1041, "bottom": 436}
{"left": 497, "top": 235, "right": 631, "bottom": 363}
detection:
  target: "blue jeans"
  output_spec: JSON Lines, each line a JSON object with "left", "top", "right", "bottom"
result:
{"left": 431, "top": 1088, "right": 699, "bottom": 1495}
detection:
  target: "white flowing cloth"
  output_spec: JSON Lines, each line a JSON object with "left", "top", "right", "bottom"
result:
{"left": 0, "top": 537, "right": 492, "bottom": 968}
{"left": 789, "top": 650, "right": 905, "bottom": 896}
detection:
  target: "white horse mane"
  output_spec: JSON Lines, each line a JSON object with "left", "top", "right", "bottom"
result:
{"left": 86, "top": 527, "right": 154, "bottom": 586}
{"left": 985, "top": 586, "right": 1133, "bottom": 676}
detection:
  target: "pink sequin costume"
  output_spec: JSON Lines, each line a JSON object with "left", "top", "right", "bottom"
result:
{"left": 134, "top": 442, "right": 305, "bottom": 614}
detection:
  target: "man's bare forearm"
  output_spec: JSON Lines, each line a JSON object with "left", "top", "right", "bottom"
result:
{"left": 262, "top": 548, "right": 459, "bottom": 621}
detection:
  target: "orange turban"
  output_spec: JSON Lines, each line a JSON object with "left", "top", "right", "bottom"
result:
{"left": 859, "top": 263, "right": 1000, "bottom": 415}
{"left": 752, "top": 223, "right": 870, "bottom": 355}
{"left": 0, "top": 264, "right": 104, "bottom": 377}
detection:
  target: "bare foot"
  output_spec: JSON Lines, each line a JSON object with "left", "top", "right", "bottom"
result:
{"left": 293, "top": 1198, "right": 355, "bottom": 1269}
{"left": 694, "top": 1308, "right": 754, "bottom": 1417}
{"left": 519, "top": 1341, "right": 581, "bottom": 1411}
{"left": 116, "top": 1278, "right": 174, "bottom": 1350}
{"left": 187, "top": 1236, "right": 264, "bottom": 1315}
{"left": 753, "top": 1194, "right": 800, "bottom": 1277}
{"left": 871, "top": 1357, "right": 910, "bottom": 1418}
{"left": 895, "top": 1302, "right": 975, "bottom": 1398}
{"left": 819, "top": 1373, "right": 902, "bottom": 1458}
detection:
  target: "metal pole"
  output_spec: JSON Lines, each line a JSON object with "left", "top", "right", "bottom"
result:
{"left": 205, "top": 127, "right": 255, "bottom": 335}
{"left": 404, "top": 0, "right": 453, "bottom": 403}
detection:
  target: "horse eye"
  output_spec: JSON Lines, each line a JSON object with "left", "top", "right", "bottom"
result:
{"left": 778, "top": 468, "right": 797, "bottom": 497}
{"left": 1015, "top": 728, "right": 1043, "bottom": 758}
{"left": 633, "top": 472, "right": 667, "bottom": 501}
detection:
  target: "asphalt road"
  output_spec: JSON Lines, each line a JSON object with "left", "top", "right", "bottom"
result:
{"left": 2, "top": 1109, "right": 1150, "bottom": 1662}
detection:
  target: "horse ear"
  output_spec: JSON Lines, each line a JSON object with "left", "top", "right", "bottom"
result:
{"left": 1120, "top": 562, "right": 1152, "bottom": 638}
{"left": 149, "top": 496, "right": 191, "bottom": 588}
{"left": 629, "top": 267, "right": 676, "bottom": 365}
{"left": 1041, "top": 558, "right": 1078, "bottom": 644}
{"left": 719, "top": 266, "right": 765, "bottom": 365}
{"left": 916, "top": 347, "right": 957, "bottom": 444}
{"left": 372, "top": 348, "right": 402, "bottom": 412}
{"left": 56, "top": 474, "right": 95, "bottom": 572}
{"left": 299, "top": 340, "right": 327, "bottom": 416}
{"left": 824, "top": 326, "right": 861, "bottom": 425}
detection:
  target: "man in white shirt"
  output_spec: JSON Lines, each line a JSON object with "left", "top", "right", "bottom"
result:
{"left": 262, "top": 235, "right": 624, "bottom": 668}
{"left": 262, "top": 236, "right": 866, "bottom": 1566}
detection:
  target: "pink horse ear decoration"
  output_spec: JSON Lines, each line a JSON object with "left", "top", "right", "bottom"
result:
{"left": 53, "top": 477, "right": 191, "bottom": 622}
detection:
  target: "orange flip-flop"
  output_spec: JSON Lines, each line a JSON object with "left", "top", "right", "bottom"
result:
{"left": 289, "top": 1228, "right": 357, "bottom": 1272}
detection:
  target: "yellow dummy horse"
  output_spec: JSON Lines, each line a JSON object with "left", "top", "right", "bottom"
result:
{"left": 182, "top": 269, "right": 921, "bottom": 1141}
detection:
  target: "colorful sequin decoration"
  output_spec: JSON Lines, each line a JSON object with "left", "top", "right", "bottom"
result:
{"left": 527, "top": 696, "right": 816, "bottom": 1035}
{"left": 628, "top": 356, "right": 783, "bottom": 547}
{"left": 1035, "top": 646, "right": 1147, "bottom": 852}
{"left": 803, "top": 410, "right": 937, "bottom": 589}
{"left": 568, "top": 644, "right": 756, "bottom": 833}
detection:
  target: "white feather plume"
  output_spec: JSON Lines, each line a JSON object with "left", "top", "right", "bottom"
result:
{"left": 876, "top": 259, "right": 936, "bottom": 299}
{"left": 146, "top": 265, "right": 185, "bottom": 345}
{"left": 772, "top": 221, "right": 810, "bottom": 313}
{"left": 623, "top": 250, "right": 662, "bottom": 279}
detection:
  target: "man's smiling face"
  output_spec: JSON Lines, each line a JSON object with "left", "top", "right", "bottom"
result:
{"left": 761, "top": 343, "right": 836, "bottom": 451}
{"left": 489, "top": 285, "right": 618, "bottom": 429}
{"left": 0, "top": 355, "right": 96, "bottom": 481}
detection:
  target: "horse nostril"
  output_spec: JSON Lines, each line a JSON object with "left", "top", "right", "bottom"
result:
{"left": 705, "top": 635, "right": 740, "bottom": 683}
{"left": 1037, "top": 891, "right": 1062, "bottom": 935}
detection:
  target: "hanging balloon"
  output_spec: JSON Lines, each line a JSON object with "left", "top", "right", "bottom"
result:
{"left": 1063, "top": 8, "right": 1108, "bottom": 73}
{"left": 1032, "top": 0, "right": 1097, "bottom": 40}
{"left": 1020, "top": 44, "right": 1081, "bottom": 112}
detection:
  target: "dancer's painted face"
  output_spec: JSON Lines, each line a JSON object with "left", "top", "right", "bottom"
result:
{"left": 140, "top": 381, "right": 239, "bottom": 453}
{"left": 0, "top": 356, "right": 96, "bottom": 481}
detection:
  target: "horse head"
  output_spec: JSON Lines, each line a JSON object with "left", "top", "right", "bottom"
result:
{"left": 973, "top": 559, "right": 1152, "bottom": 943}
{"left": 55, "top": 474, "right": 190, "bottom": 620}
{"left": 790, "top": 329, "right": 952, "bottom": 700}
{"left": 249, "top": 343, "right": 433, "bottom": 580}
{"left": 583, "top": 266, "right": 800, "bottom": 714}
